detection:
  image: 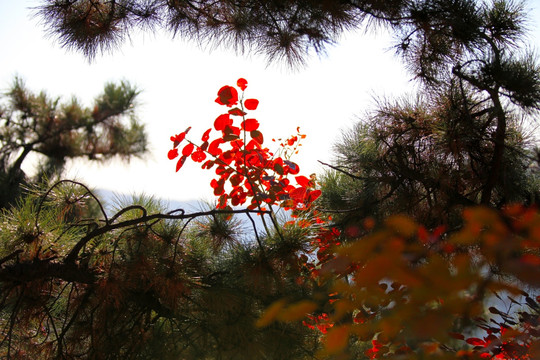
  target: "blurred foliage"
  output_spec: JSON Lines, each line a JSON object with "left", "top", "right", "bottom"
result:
{"left": 262, "top": 205, "right": 540, "bottom": 359}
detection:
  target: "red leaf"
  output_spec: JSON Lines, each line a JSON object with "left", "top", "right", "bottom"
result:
{"left": 244, "top": 98, "right": 259, "bottom": 110}
{"left": 217, "top": 194, "right": 229, "bottom": 209}
{"left": 168, "top": 148, "right": 179, "bottom": 160}
{"left": 223, "top": 133, "right": 240, "bottom": 142}
{"left": 215, "top": 86, "right": 238, "bottom": 107}
{"left": 224, "top": 125, "right": 241, "bottom": 136}
{"left": 237, "top": 78, "right": 248, "bottom": 91}
{"left": 242, "top": 118, "right": 259, "bottom": 131}
{"left": 273, "top": 159, "right": 284, "bottom": 175}
{"left": 170, "top": 128, "right": 190, "bottom": 147}
{"left": 214, "top": 184, "right": 225, "bottom": 196}
{"left": 290, "top": 187, "right": 307, "bottom": 203}
{"left": 202, "top": 160, "right": 214, "bottom": 169}
{"left": 307, "top": 189, "right": 321, "bottom": 203}
{"left": 223, "top": 126, "right": 240, "bottom": 141}
{"left": 418, "top": 226, "right": 429, "bottom": 243}
{"left": 466, "top": 338, "right": 486, "bottom": 346}
{"left": 284, "top": 160, "right": 300, "bottom": 174}
{"left": 449, "top": 332, "right": 465, "bottom": 340}
{"left": 521, "top": 254, "right": 540, "bottom": 266}
{"left": 208, "top": 138, "right": 224, "bottom": 156}
{"left": 191, "top": 150, "right": 206, "bottom": 162}
{"left": 176, "top": 156, "right": 187, "bottom": 172}
{"left": 182, "top": 143, "right": 194, "bottom": 156}
{"left": 251, "top": 130, "right": 264, "bottom": 144}
{"left": 246, "top": 139, "right": 261, "bottom": 150}
{"left": 230, "top": 173, "right": 244, "bottom": 187}
{"left": 202, "top": 128, "right": 212, "bottom": 142}
{"left": 287, "top": 136, "right": 298, "bottom": 146}
{"left": 432, "top": 225, "right": 447, "bottom": 238}
{"left": 295, "top": 176, "right": 310, "bottom": 187}
{"left": 228, "top": 107, "right": 247, "bottom": 116}
{"left": 214, "top": 114, "right": 232, "bottom": 131}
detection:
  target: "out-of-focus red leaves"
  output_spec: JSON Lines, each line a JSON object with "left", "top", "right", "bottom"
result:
{"left": 466, "top": 338, "right": 486, "bottom": 346}
{"left": 290, "top": 187, "right": 307, "bottom": 203}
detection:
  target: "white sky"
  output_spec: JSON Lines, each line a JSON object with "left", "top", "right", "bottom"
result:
{"left": 1, "top": 1, "right": 539, "bottom": 203}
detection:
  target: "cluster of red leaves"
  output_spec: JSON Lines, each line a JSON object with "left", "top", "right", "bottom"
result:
{"left": 169, "top": 79, "right": 540, "bottom": 360}
{"left": 168, "top": 78, "right": 322, "bottom": 213}
{"left": 302, "top": 313, "right": 333, "bottom": 334}
{"left": 457, "top": 300, "right": 540, "bottom": 360}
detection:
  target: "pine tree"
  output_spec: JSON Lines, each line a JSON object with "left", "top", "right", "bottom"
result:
{"left": 34, "top": 0, "right": 406, "bottom": 66}
{"left": 0, "top": 182, "right": 320, "bottom": 359}
{"left": 0, "top": 77, "right": 147, "bottom": 208}
{"left": 320, "top": 0, "right": 540, "bottom": 228}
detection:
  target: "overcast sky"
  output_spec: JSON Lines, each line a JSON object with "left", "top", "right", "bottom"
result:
{"left": 1, "top": 1, "right": 539, "bottom": 204}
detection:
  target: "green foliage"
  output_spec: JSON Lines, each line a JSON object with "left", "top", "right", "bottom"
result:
{"left": 0, "top": 181, "right": 322, "bottom": 359}
{"left": 0, "top": 77, "right": 147, "bottom": 209}
{"left": 35, "top": 0, "right": 405, "bottom": 66}
{"left": 320, "top": 0, "right": 540, "bottom": 229}
{"left": 321, "top": 85, "right": 540, "bottom": 228}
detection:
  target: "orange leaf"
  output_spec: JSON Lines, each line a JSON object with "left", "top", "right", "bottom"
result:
{"left": 385, "top": 215, "right": 417, "bottom": 237}
{"left": 277, "top": 300, "right": 317, "bottom": 322}
{"left": 324, "top": 325, "right": 350, "bottom": 355}
{"left": 256, "top": 300, "right": 287, "bottom": 328}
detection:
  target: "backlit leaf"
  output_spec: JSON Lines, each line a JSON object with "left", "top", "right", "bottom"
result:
{"left": 251, "top": 130, "right": 264, "bottom": 144}
{"left": 176, "top": 156, "right": 187, "bottom": 172}
{"left": 385, "top": 215, "right": 417, "bottom": 237}
{"left": 237, "top": 78, "right": 248, "bottom": 91}
{"left": 244, "top": 98, "right": 259, "bottom": 110}
{"left": 242, "top": 118, "right": 259, "bottom": 131}
{"left": 228, "top": 107, "right": 247, "bottom": 116}
{"left": 167, "top": 148, "right": 178, "bottom": 160}
{"left": 324, "top": 325, "right": 350, "bottom": 355}
{"left": 182, "top": 143, "right": 194, "bottom": 156}
{"left": 256, "top": 300, "right": 287, "bottom": 328}
{"left": 277, "top": 301, "right": 318, "bottom": 322}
